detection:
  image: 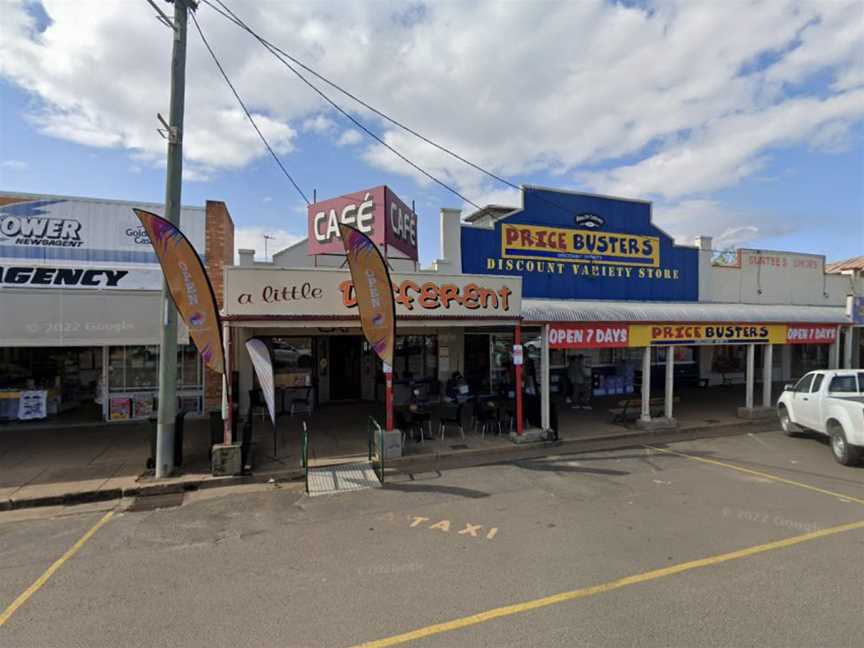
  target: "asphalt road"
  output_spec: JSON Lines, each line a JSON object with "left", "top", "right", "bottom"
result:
{"left": 1, "top": 428, "right": 863, "bottom": 647}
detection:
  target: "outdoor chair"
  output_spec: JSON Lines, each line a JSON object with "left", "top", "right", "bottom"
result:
{"left": 248, "top": 388, "right": 269, "bottom": 423}
{"left": 438, "top": 401, "right": 465, "bottom": 441}
{"left": 289, "top": 387, "right": 314, "bottom": 417}
{"left": 473, "top": 399, "right": 499, "bottom": 439}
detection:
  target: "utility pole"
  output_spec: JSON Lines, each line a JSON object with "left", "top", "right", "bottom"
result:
{"left": 155, "top": 0, "right": 193, "bottom": 478}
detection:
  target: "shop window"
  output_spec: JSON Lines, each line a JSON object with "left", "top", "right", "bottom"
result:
{"left": 712, "top": 346, "right": 745, "bottom": 374}
{"left": 107, "top": 344, "right": 203, "bottom": 420}
{"left": 271, "top": 337, "right": 314, "bottom": 387}
{"left": 394, "top": 335, "right": 438, "bottom": 383}
{"left": 490, "top": 333, "right": 514, "bottom": 395}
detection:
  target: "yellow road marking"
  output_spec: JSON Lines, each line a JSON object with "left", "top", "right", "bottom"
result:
{"left": 644, "top": 444, "right": 864, "bottom": 506}
{"left": 352, "top": 518, "right": 864, "bottom": 647}
{"left": 0, "top": 510, "right": 114, "bottom": 627}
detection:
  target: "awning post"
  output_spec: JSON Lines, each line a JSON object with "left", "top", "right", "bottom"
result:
{"left": 640, "top": 346, "right": 651, "bottom": 422}
{"left": 515, "top": 323, "right": 523, "bottom": 435}
{"left": 843, "top": 326, "right": 854, "bottom": 369}
{"left": 541, "top": 324, "right": 550, "bottom": 431}
{"left": 762, "top": 344, "right": 773, "bottom": 408}
{"left": 745, "top": 343, "right": 755, "bottom": 410}
{"left": 222, "top": 321, "right": 233, "bottom": 445}
{"left": 829, "top": 334, "right": 840, "bottom": 369}
{"left": 664, "top": 347, "right": 674, "bottom": 419}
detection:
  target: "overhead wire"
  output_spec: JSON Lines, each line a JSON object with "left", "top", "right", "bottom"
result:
{"left": 200, "top": 0, "right": 480, "bottom": 209}
{"left": 189, "top": 9, "right": 311, "bottom": 204}
{"left": 202, "top": 0, "right": 589, "bottom": 219}
{"left": 206, "top": 0, "right": 521, "bottom": 196}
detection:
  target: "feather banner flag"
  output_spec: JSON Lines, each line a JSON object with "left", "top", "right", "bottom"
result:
{"left": 245, "top": 338, "right": 276, "bottom": 427}
{"left": 339, "top": 223, "right": 396, "bottom": 369}
{"left": 133, "top": 209, "right": 225, "bottom": 374}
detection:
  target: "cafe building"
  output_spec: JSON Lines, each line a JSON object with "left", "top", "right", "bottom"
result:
{"left": 226, "top": 184, "right": 858, "bottom": 455}
{"left": 0, "top": 191, "right": 235, "bottom": 424}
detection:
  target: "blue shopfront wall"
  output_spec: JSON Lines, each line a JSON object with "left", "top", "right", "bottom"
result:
{"left": 461, "top": 187, "right": 699, "bottom": 302}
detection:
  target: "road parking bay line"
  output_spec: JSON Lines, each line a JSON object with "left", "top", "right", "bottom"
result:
{"left": 644, "top": 444, "right": 864, "bottom": 506}
{"left": 352, "top": 518, "right": 864, "bottom": 648}
{"left": 0, "top": 510, "right": 114, "bottom": 627}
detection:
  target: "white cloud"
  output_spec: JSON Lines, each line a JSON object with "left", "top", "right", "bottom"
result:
{"left": 302, "top": 115, "right": 337, "bottom": 134}
{"left": 652, "top": 199, "right": 798, "bottom": 249}
{"left": 234, "top": 226, "right": 303, "bottom": 261}
{"left": 1, "top": 160, "right": 29, "bottom": 170}
{"left": 0, "top": 0, "right": 861, "bottom": 206}
{"left": 336, "top": 129, "right": 362, "bottom": 146}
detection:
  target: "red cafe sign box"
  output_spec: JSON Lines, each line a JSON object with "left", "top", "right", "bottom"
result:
{"left": 307, "top": 185, "right": 418, "bottom": 259}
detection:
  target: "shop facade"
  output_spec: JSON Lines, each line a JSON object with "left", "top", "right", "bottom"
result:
{"left": 461, "top": 187, "right": 856, "bottom": 428}
{"left": 223, "top": 266, "right": 522, "bottom": 419}
{"left": 232, "top": 184, "right": 859, "bottom": 441}
{"left": 0, "top": 191, "right": 235, "bottom": 423}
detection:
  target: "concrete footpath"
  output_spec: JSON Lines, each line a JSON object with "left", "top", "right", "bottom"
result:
{"left": 0, "top": 414, "right": 780, "bottom": 511}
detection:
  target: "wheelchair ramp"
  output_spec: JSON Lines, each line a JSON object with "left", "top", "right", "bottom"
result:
{"left": 307, "top": 462, "right": 381, "bottom": 496}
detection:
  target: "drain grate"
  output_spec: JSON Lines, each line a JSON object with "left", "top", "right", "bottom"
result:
{"left": 307, "top": 462, "right": 381, "bottom": 496}
{"left": 127, "top": 491, "right": 185, "bottom": 512}
{"left": 704, "top": 419, "right": 722, "bottom": 424}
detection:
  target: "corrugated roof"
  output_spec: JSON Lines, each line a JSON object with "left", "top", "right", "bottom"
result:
{"left": 826, "top": 256, "right": 864, "bottom": 273}
{"left": 522, "top": 300, "right": 847, "bottom": 324}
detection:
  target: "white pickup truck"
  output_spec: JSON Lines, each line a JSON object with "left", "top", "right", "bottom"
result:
{"left": 777, "top": 370, "right": 864, "bottom": 466}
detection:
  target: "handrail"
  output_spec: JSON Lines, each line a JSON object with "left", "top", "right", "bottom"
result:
{"left": 367, "top": 416, "right": 385, "bottom": 484}
{"left": 301, "top": 420, "right": 309, "bottom": 493}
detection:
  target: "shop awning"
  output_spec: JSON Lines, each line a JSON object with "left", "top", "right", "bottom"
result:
{"left": 522, "top": 300, "right": 848, "bottom": 325}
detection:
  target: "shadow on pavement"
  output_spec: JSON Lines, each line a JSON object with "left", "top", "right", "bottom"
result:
{"left": 513, "top": 458, "right": 630, "bottom": 476}
{"left": 382, "top": 483, "right": 490, "bottom": 498}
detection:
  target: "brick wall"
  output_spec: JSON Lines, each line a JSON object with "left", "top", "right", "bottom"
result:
{"left": 204, "top": 201, "right": 234, "bottom": 412}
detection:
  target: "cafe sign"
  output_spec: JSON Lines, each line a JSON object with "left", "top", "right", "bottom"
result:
{"left": 224, "top": 268, "right": 521, "bottom": 319}
{"left": 307, "top": 185, "right": 418, "bottom": 259}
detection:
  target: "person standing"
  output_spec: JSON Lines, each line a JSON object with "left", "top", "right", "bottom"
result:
{"left": 568, "top": 355, "right": 592, "bottom": 410}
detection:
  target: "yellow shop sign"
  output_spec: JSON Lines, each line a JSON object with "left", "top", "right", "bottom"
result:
{"left": 501, "top": 223, "right": 660, "bottom": 267}
{"left": 629, "top": 324, "right": 787, "bottom": 346}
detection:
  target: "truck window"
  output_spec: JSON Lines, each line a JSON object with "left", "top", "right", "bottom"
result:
{"left": 828, "top": 375, "right": 857, "bottom": 393}
{"left": 794, "top": 374, "right": 814, "bottom": 393}
{"left": 859, "top": 373, "right": 864, "bottom": 393}
{"left": 811, "top": 375, "right": 824, "bottom": 392}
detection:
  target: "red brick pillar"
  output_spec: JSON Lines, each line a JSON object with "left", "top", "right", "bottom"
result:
{"left": 203, "top": 200, "right": 234, "bottom": 413}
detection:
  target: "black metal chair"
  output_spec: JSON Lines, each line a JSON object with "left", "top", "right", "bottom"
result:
{"left": 289, "top": 387, "right": 314, "bottom": 417}
{"left": 438, "top": 401, "right": 465, "bottom": 441}
{"left": 473, "top": 399, "right": 499, "bottom": 439}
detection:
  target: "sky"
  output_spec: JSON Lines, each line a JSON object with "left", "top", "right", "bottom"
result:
{"left": 0, "top": 0, "right": 862, "bottom": 266}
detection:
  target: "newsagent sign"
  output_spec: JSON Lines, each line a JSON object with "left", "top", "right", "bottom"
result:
{"left": 224, "top": 268, "right": 521, "bottom": 319}
{"left": 0, "top": 194, "right": 204, "bottom": 290}
{"left": 307, "top": 186, "right": 418, "bottom": 259}
{"left": 548, "top": 323, "right": 838, "bottom": 348}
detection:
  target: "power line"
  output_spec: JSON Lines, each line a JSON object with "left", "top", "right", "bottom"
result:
{"left": 189, "top": 10, "right": 310, "bottom": 204}
{"left": 202, "top": 0, "right": 587, "bottom": 220}
{"left": 206, "top": 0, "right": 521, "bottom": 196}
{"left": 200, "top": 0, "right": 480, "bottom": 209}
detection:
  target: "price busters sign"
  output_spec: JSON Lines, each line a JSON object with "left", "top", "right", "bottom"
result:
{"left": 549, "top": 322, "right": 837, "bottom": 349}
{"left": 461, "top": 187, "right": 699, "bottom": 301}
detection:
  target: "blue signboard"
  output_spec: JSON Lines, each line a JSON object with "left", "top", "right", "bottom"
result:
{"left": 461, "top": 187, "right": 699, "bottom": 302}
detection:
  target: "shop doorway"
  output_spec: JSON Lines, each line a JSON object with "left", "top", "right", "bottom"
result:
{"left": 329, "top": 336, "right": 362, "bottom": 400}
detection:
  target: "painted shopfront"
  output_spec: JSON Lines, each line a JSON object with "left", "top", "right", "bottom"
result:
{"left": 461, "top": 187, "right": 699, "bottom": 301}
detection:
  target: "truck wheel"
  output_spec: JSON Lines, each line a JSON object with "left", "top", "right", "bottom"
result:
{"left": 778, "top": 405, "right": 800, "bottom": 436}
{"left": 829, "top": 423, "right": 860, "bottom": 466}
